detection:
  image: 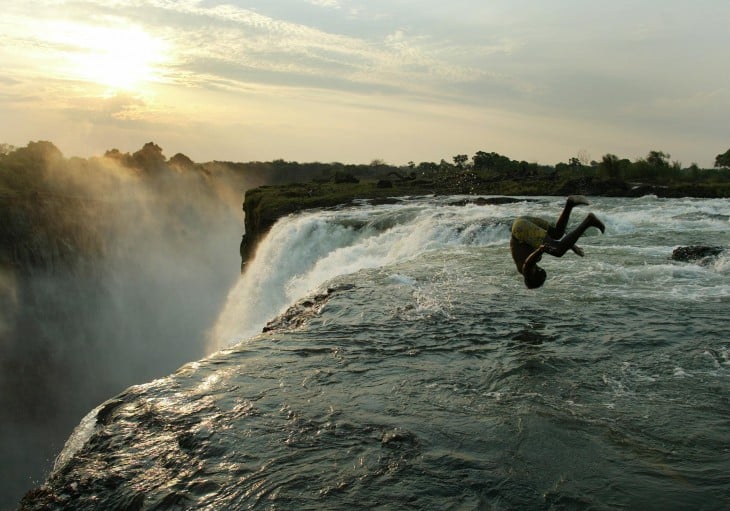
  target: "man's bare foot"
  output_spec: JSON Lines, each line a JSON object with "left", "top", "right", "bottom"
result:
{"left": 568, "top": 195, "right": 590, "bottom": 207}
{"left": 588, "top": 213, "right": 605, "bottom": 233}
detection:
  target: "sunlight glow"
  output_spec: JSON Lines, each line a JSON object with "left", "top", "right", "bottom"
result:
{"left": 46, "top": 21, "right": 168, "bottom": 92}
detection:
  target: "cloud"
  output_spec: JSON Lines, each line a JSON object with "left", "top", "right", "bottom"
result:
{"left": 0, "top": 75, "right": 21, "bottom": 86}
{"left": 140, "top": 5, "right": 495, "bottom": 104}
{"left": 307, "top": 0, "right": 342, "bottom": 8}
{"left": 0, "top": 0, "right": 535, "bottom": 114}
{"left": 65, "top": 92, "right": 150, "bottom": 123}
{"left": 1, "top": 0, "right": 728, "bottom": 167}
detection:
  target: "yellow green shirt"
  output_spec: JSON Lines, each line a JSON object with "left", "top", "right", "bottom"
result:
{"left": 511, "top": 216, "right": 550, "bottom": 248}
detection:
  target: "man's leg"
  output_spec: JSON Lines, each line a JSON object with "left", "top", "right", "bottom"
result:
{"left": 551, "top": 195, "right": 589, "bottom": 238}
{"left": 544, "top": 213, "right": 605, "bottom": 257}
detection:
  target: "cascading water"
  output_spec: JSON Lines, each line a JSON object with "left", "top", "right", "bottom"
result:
{"left": 209, "top": 198, "right": 513, "bottom": 350}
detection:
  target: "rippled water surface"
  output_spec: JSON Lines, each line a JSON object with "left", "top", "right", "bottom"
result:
{"left": 23, "top": 197, "right": 730, "bottom": 510}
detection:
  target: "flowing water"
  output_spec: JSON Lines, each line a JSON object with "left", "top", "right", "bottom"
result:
{"left": 23, "top": 196, "right": 730, "bottom": 510}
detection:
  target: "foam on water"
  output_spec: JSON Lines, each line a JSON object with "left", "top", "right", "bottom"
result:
{"left": 208, "top": 202, "right": 511, "bottom": 350}
{"left": 209, "top": 196, "right": 730, "bottom": 351}
{"left": 594, "top": 196, "right": 730, "bottom": 237}
{"left": 710, "top": 251, "right": 730, "bottom": 272}
{"left": 387, "top": 273, "right": 418, "bottom": 287}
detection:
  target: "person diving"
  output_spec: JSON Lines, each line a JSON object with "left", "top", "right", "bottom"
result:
{"left": 510, "top": 195, "right": 605, "bottom": 289}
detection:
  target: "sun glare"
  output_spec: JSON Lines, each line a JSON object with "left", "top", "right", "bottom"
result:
{"left": 47, "top": 21, "right": 168, "bottom": 92}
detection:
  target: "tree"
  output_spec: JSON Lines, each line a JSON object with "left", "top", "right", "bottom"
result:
{"left": 417, "top": 161, "right": 439, "bottom": 174}
{"left": 0, "top": 141, "right": 63, "bottom": 191}
{"left": 472, "top": 151, "right": 512, "bottom": 173}
{"left": 168, "top": 153, "right": 195, "bottom": 171}
{"left": 598, "top": 153, "right": 622, "bottom": 180}
{"left": 104, "top": 148, "right": 134, "bottom": 167}
{"left": 517, "top": 161, "right": 538, "bottom": 178}
{"left": 646, "top": 150, "right": 670, "bottom": 169}
{"left": 453, "top": 154, "right": 469, "bottom": 168}
{"left": 0, "top": 143, "right": 15, "bottom": 156}
{"left": 133, "top": 142, "right": 166, "bottom": 173}
{"left": 4, "top": 141, "right": 63, "bottom": 171}
{"left": 576, "top": 149, "right": 591, "bottom": 166}
{"left": 715, "top": 148, "right": 730, "bottom": 168}
{"left": 333, "top": 171, "right": 359, "bottom": 184}
{"left": 686, "top": 163, "right": 701, "bottom": 181}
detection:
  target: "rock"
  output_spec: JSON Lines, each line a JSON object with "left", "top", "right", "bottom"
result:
{"left": 447, "top": 196, "right": 529, "bottom": 207}
{"left": 262, "top": 284, "right": 355, "bottom": 333}
{"left": 671, "top": 245, "right": 724, "bottom": 264}
{"left": 381, "top": 428, "right": 419, "bottom": 448}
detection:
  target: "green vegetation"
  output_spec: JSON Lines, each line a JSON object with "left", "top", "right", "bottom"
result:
{"left": 715, "top": 148, "right": 730, "bottom": 169}
{"left": 0, "top": 141, "right": 241, "bottom": 273}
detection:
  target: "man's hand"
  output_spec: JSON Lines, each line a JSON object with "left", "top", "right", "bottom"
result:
{"left": 571, "top": 245, "right": 585, "bottom": 257}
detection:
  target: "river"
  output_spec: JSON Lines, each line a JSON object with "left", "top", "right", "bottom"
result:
{"left": 21, "top": 196, "right": 730, "bottom": 510}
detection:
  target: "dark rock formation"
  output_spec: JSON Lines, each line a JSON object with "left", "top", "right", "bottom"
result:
{"left": 671, "top": 245, "right": 725, "bottom": 264}
{"left": 262, "top": 284, "right": 355, "bottom": 333}
{"left": 447, "top": 196, "right": 529, "bottom": 207}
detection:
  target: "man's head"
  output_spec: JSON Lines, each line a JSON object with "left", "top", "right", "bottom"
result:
{"left": 524, "top": 265, "right": 546, "bottom": 289}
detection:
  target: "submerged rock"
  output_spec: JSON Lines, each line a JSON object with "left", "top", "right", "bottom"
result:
{"left": 447, "top": 196, "right": 529, "bottom": 207}
{"left": 671, "top": 245, "right": 724, "bottom": 264}
{"left": 262, "top": 284, "right": 356, "bottom": 333}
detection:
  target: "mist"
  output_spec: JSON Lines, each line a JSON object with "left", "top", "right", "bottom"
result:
{"left": 0, "top": 143, "right": 246, "bottom": 509}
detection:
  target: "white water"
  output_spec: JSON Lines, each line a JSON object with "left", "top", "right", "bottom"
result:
{"left": 208, "top": 200, "right": 513, "bottom": 351}
{"left": 208, "top": 196, "right": 730, "bottom": 352}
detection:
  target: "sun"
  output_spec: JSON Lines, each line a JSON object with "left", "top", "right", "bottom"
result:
{"left": 49, "top": 21, "right": 168, "bottom": 92}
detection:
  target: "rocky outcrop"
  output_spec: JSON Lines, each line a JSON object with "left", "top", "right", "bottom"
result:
{"left": 671, "top": 245, "right": 725, "bottom": 264}
{"left": 262, "top": 284, "right": 356, "bottom": 333}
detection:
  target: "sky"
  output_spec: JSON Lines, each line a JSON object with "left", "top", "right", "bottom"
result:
{"left": 1, "top": 0, "right": 728, "bottom": 167}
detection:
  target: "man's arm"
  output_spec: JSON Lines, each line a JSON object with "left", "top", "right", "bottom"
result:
{"left": 522, "top": 245, "right": 545, "bottom": 274}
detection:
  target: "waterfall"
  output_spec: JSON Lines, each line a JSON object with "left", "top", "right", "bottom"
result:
{"left": 208, "top": 200, "right": 511, "bottom": 351}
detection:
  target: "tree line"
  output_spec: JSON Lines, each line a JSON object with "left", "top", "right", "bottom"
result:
{"left": 2, "top": 141, "right": 729, "bottom": 197}
{"left": 443, "top": 148, "right": 730, "bottom": 186}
